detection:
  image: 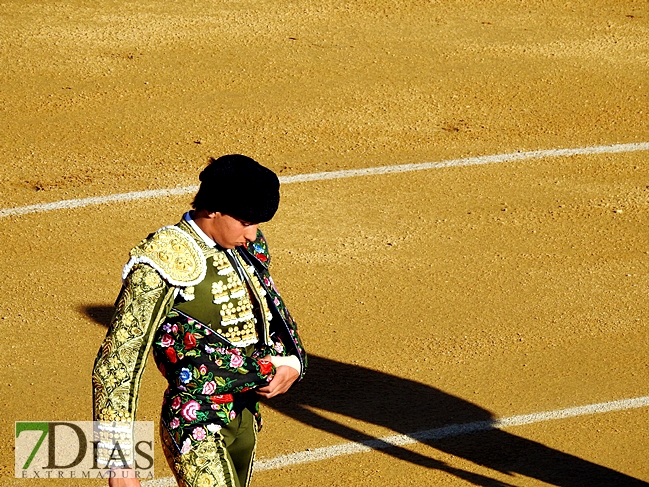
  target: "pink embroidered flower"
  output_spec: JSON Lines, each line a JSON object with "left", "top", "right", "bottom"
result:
{"left": 171, "top": 397, "right": 182, "bottom": 410}
{"left": 199, "top": 364, "right": 208, "bottom": 375}
{"left": 273, "top": 342, "right": 284, "bottom": 354}
{"left": 273, "top": 297, "right": 280, "bottom": 306}
{"left": 229, "top": 410, "right": 237, "bottom": 420}
{"left": 160, "top": 334, "right": 175, "bottom": 348}
{"left": 192, "top": 426, "right": 206, "bottom": 441}
{"left": 201, "top": 380, "right": 217, "bottom": 395}
{"left": 171, "top": 324, "right": 179, "bottom": 333}
{"left": 181, "top": 400, "right": 200, "bottom": 421}
{"left": 230, "top": 354, "right": 244, "bottom": 368}
{"left": 180, "top": 438, "right": 192, "bottom": 454}
{"left": 266, "top": 275, "right": 278, "bottom": 291}
{"left": 169, "top": 417, "right": 180, "bottom": 429}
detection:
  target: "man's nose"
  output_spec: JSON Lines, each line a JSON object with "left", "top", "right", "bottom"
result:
{"left": 244, "top": 225, "right": 259, "bottom": 241}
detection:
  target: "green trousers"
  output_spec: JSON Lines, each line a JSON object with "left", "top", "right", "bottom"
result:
{"left": 161, "top": 409, "right": 258, "bottom": 487}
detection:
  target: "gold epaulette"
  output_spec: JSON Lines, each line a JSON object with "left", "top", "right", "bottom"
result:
{"left": 122, "top": 226, "right": 206, "bottom": 287}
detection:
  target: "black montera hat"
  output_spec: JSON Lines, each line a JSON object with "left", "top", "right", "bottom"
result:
{"left": 192, "top": 154, "right": 280, "bottom": 223}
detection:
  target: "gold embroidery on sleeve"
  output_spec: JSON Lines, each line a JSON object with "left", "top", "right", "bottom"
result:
{"left": 92, "top": 264, "right": 174, "bottom": 467}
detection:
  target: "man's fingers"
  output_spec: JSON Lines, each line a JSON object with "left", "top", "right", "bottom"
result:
{"left": 256, "top": 365, "right": 298, "bottom": 398}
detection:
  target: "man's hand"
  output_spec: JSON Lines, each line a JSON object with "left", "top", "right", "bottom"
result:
{"left": 107, "top": 468, "right": 141, "bottom": 487}
{"left": 257, "top": 365, "right": 299, "bottom": 399}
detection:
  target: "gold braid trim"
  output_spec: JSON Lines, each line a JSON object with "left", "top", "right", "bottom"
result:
{"left": 161, "top": 424, "right": 229, "bottom": 487}
{"left": 123, "top": 226, "right": 206, "bottom": 287}
{"left": 92, "top": 264, "right": 175, "bottom": 466}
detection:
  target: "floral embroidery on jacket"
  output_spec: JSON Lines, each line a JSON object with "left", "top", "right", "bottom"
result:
{"left": 153, "top": 311, "right": 274, "bottom": 451}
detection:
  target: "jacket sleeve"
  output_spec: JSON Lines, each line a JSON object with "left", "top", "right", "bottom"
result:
{"left": 91, "top": 263, "right": 175, "bottom": 467}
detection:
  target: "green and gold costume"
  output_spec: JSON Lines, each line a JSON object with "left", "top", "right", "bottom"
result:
{"left": 92, "top": 214, "right": 306, "bottom": 487}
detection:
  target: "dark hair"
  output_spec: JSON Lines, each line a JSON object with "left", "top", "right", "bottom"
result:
{"left": 192, "top": 154, "right": 280, "bottom": 223}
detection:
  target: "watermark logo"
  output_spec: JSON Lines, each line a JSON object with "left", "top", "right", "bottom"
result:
{"left": 15, "top": 421, "right": 154, "bottom": 480}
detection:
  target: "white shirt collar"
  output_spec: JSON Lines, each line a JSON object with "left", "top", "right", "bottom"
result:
{"left": 184, "top": 211, "right": 217, "bottom": 248}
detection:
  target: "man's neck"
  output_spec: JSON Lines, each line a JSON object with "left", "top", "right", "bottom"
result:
{"left": 186, "top": 210, "right": 217, "bottom": 247}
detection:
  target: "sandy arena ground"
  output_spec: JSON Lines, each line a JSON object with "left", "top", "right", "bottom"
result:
{"left": 2, "top": 1, "right": 649, "bottom": 486}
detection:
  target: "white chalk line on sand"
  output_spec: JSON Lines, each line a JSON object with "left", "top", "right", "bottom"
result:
{"left": 142, "top": 395, "right": 649, "bottom": 487}
{"left": 3, "top": 141, "right": 649, "bottom": 219}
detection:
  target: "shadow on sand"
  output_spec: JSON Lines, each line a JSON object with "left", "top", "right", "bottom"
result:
{"left": 85, "top": 304, "right": 116, "bottom": 328}
{"left": 85, "top": 306, "right": 646, "bottom": 486}
{"left": 264, "top": 354, "right": 647, "bottom": 487}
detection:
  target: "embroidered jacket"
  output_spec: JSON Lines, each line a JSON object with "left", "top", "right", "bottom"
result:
{"left": 92, "top": 217, "right": 306, "bottom": 465}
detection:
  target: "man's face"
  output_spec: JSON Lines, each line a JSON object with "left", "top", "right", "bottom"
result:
{"left": 207, "top": 212, "right": 259, "bottom": 249}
